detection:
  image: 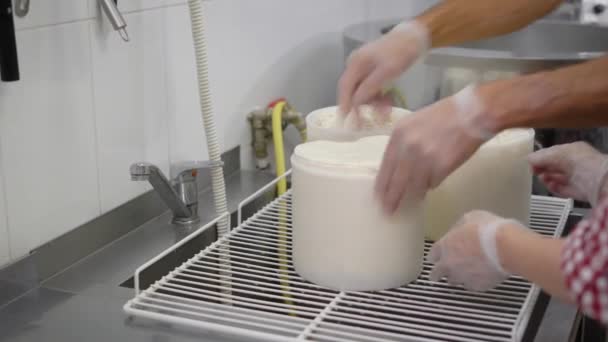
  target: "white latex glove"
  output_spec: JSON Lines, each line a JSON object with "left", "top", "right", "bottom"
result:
{"left": 375, "top": 85, "right": 493, "bottom": 214}
{"left": 338, "top": 21, "right": 429, "bottom": 117}
{"left": 528, "top": 141, "right": 608, "bottom": 206}
{"left": 428, "top": 210, "right": 523, "bottom": 292}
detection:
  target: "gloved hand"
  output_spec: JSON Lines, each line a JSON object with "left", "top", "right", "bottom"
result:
{"left": 428, "top": 210, "right": 524, "bottom": 292}
{"left": 375, "top": 85, "right": 493, "bottom": 214}
{"left": 528, "top": 141, "right": 608, "bottom": 206}
{"left": 338, "top": 21, "right": 429, "bottom": 117}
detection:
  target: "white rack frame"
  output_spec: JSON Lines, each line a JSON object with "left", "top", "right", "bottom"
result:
{"left": 124, "top": 171, "right": 572, "bottom": 342}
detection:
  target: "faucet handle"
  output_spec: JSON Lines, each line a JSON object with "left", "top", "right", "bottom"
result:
{"left": 170, "top": 160, "right": 223, "bottom": 179}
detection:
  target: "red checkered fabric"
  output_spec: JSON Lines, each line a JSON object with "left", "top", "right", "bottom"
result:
{"left": 562, "top": 199, "right": 608, "bottom": 323}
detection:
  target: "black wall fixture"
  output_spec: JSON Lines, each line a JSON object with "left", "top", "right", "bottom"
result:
{"left": 0, "top": 0, "right": 19, "bottom": 82}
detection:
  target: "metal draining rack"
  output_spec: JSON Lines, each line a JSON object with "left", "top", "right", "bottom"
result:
{"left": 124, "top": 172, "right": 573, "bottom": 342}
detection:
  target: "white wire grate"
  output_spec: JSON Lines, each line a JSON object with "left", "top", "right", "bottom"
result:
{"left": 124, "top": 175, "right": 572, "bottom": 342}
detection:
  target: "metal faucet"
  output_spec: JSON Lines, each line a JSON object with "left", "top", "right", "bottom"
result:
{"left": 130, "top": 160, "right": 223, "bottom": 225}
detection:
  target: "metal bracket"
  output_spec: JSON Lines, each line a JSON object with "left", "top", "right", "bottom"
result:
{"left": 14, "top": 0, "right": 29, "bottom": 17}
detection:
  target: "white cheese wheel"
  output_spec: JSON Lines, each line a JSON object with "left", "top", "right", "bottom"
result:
{"left": 306, "top": 106, "right": 410, "bottom": 142}
{"left": 425, "top": 128, "right": 535, "bottom": 241}
{"left": 291, "top": 136, "right": 424, "bottom": 291}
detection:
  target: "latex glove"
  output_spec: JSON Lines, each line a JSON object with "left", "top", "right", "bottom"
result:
{"left": 528, "top": 141, "right": 608, "bottom": 206}
{"left": 338, "top": 21, "right": 429, "bottom": 117}
{"left": 375, "top": 85, "right": 493, "bottom": 214}
{"left": 428, "top": 210, "right": 523, "bottom": 292}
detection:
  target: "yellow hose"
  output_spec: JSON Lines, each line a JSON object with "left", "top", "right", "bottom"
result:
{"left": 271, "top": 101, "right": 294, "bottom": 313}
{"left": 272, "top": 102, "right": 288, "bottom": 195}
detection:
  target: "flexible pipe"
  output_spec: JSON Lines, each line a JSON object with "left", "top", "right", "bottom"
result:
{"left": 187, "top": 0, "right": 229, "bottom": 237}
{"left": 271, "top": 102, "right": 288, "bottom": 195}
{"left": 271, "top": 101, "right": 295, "bottom": 312}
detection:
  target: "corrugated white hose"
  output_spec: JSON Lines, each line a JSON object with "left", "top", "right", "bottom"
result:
{"left": 187, "top": 0, "right": 229, "bottom": 237}
{"left": 187, "top": 0, "right": 231, "bottom": 301}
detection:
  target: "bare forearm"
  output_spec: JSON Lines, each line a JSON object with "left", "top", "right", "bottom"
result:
{"left": 497, "top": 226, "right": 572, "bottom": 302}
{"left": 417, "top": 0, "right": 562, "bottom": 48}
{"left": 478, "top": 56, "right": 608, "bottom": 132}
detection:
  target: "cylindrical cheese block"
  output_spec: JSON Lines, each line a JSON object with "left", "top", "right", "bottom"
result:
{"left": 306, "top": 106, "right": 409, "bottom": 142}
{"left": 425, "top": 129, "right": 535, "bottom": 241}
{"left": 292, "top": 136, "right": 424, "bottom": 291}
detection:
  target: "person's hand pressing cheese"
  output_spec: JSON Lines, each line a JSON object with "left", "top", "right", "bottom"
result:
{"left": 427, "top": 210, "right": 522, "bottom": 291}
{"left": 375, "top": 86, "right": 492, "bottom": 214}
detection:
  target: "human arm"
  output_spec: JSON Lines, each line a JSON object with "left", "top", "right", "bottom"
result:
{"left": 430, "top": 201, "right": 608, "bottom": 325}
{"left": 416, "top": 0, "right": 562, "bottom": 48}
{"left": 496, "top": 224, "right": 571, "bottom": 301}
{"left": 338, "top": 0, "right": 563, "bottom": 114}
{"left": 428, "top": 210, "right": 571, "bottom": 301}
{"left": 503, "top": 201, "right": 608, "bottom": 321}
{"left": 376, "top": 56, "right": 608, "bottom": 214}
{"left": 429, "top": 141, "right": 608, "bottom": 300}
{"left": 477, "top": 56, "right": 608, "bottom": 133}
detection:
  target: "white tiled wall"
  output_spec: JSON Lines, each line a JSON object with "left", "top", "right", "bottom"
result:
{"left": 0, "top": 0, "right": 423, "bottom": 265}
{"left": 163, "top": 4, "right": 215, "bottom": 165}
{"left": 0, "top": 20, "right": 100, "bottom": 261}
{"left": 90, "top": 8, "right": 170, "bottom": 212}
{"left": 88, "top": 0, "right": 185, "bottom": 17}
{"left": 0, "top": 147, "right": 9, "bottom": 266}
{"left": 12, "top": 0, "right": 90, "bottom": 30}
{"left": 203, "top": 0, "right": 368, "bottom": 168}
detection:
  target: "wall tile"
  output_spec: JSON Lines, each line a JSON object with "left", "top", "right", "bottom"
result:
{"left": 88, "top": 0, "right": 184, "bottom": 19}
{"left": 13, "top": 0, "right": 90, "bottom": 30}
{"left": 163, "top": 1, "right": 368, "bottom": 170}
{"left": 0, "top": 147, "right": 9, "bottom": 267}
{"left": 90, "top": 9, "right": 169, "bottom": 212}
{"left": 0, "top": 21, "right": 99, "bottom": 260}
{"left": 162, "top": 4, "right": 215, "bottom": 169}
{"left": 206, "top": 0, "right": 366, "bottom": 152}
